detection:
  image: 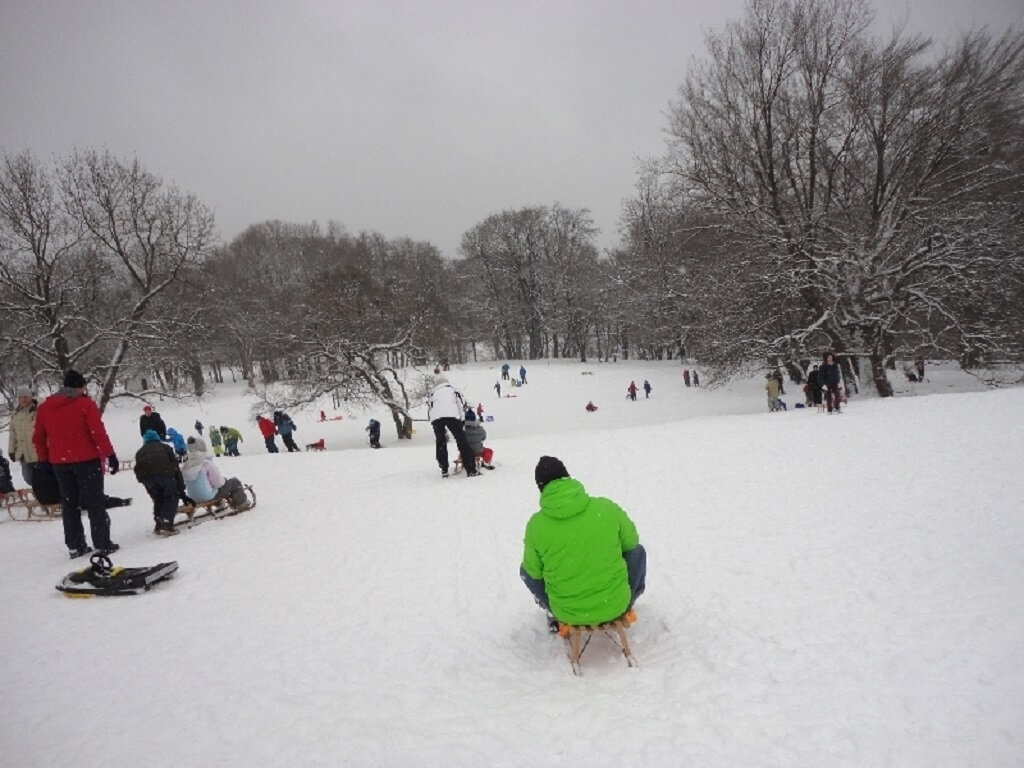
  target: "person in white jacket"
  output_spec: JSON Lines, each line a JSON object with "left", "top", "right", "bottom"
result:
{"left": 181, "top": 437, "right": 248, "bottom": 507}
{"left": 427, "top": 375, "right": 478, "bottom": 478}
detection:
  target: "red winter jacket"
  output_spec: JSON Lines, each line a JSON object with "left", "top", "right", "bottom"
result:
{"left": 33, "top": 390, "right": 115, "bottom": 464}
{"left": 257, "top": 417, "right": 277, "bottom": 438}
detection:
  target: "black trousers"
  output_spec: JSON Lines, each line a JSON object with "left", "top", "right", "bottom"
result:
{"left": 143, "top": 475, "right": 180, "bottom": 525}
{"left": 53, "top": 459, "right": 113, "bottom": 550}
{"left": 432, "top": 418, "right": 475, "bottom": 473}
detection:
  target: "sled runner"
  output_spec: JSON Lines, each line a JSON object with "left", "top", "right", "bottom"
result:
{"left": 5, "top": 489, "right": 61, "bottom": 522}
{"left": 56, "top": 553, "right": 178, "bottom": 597}
{"left": 557, "top": 610, "right": 638, "bottom": 676}
{"left": 174, "top": 484, "right": 257, "bottom": 529}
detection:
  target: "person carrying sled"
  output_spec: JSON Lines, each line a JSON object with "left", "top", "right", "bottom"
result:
{"left": 33, "top": 370, "right": 121, "bottom": 558}
{"left": 134, "top": 429, "right": 190, "bottom": 536}
{"left": 208, "top": 424, "right": 224, "bottom": 457}
{"left": 520, "top": 456, "right": 646, "bottom": 630}
{"left": 139, "top": 404, "right": 167, "bottom": 440}
{"left": 273, "top": 411, "right": 300, "bottom": 452}
{"left": 366, "top": 419, "right": 381, "bottom": 449}
{"left": 463, "top": 409, "right": 494, "bottom": 470}
{"left": 181, "top": 436, "right": 248, "bottom": 508}
{"left": 8, "top": 386, "right": 38, "bottom": 485}
{"left": 220, "top": 425, "right": 243, "bottom": 456}
{"left": 427, "top": 374, "right": 477, "bottom": 478}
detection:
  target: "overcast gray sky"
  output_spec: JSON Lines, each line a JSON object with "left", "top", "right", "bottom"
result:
{"left": 2, "top": 0, "right": 1021, "bottom": 258}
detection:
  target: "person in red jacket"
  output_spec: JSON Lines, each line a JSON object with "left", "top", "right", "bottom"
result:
{"left": 32, "top": 369, "right": 121, "bottom": 558}
{"left": 257, "top": 415, "right": 279, "bottom": 453}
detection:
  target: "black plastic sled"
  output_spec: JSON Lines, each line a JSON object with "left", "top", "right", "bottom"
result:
{"left": 56, "top": 553, "right": 179, "bottom": 597}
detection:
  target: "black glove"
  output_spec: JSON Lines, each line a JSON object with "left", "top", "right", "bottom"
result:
{"left": 181, "top": 495, "right": 195, "bottom": 506}
{"left": 107, "top": 454, "right": 119, "bottom": 475}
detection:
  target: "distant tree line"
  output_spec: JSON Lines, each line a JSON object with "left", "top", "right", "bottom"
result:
{"left": 2, "top": 0, "right": 1022, "bottom": 420}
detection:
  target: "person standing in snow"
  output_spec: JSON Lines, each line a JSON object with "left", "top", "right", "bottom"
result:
{"left": 692, "top": 370, "right": 700, "bottom": 387}
{"left": 765, "top": 373, "right": 782, "bottom": 412}
{"left": 208, "top": 425, "right": 224, "bottom": 457}
{"left": 134, "top": 429, "right": 190, "bottom": 536}
{"left": 220, "top": 425, "right": 243, "bottom": 456}
{"left": 494, "top": 380, "right": 501, "bottom": 398}
{"left": 501, "top": 363, "right": 510, "bottom": 381}
{"left": 257, "top": 415, "right": 279, "bottom": 453}
{"left": 194, "top": 419, "right": 204, "bottom": 436}
{"left": 683, "top": 369, "right": 691, "bottom": 387}
{"left": 627, "top": 381, "right": 638, "bottom": 401}
{"left": 820, "top": 353, "right": 843, "bottom": 414}
{"left": 427, "top": 374, "right": 477, "bottom": 478}
{"left": 642, "top": 380, "right": 652, "bottom": 399}
{"left": 33, "top": 369, "right": 120, "bottom": 558}
{"left": 520, "top": 456, "right": 646, "bottom": 630}
{"left": 273, "top": 411, "right": 300, "bottom": 452}
{"left": 366, "top": 419, "right": 381, "bottom": 449}
{"left": 519, "top": 365, "right": 527, "bottom": 384}
{"left": 139, "top": 404, "right": 167, "bottom": 440}
{"left": 8, "top": 385, "right": 38, "bottom": 485}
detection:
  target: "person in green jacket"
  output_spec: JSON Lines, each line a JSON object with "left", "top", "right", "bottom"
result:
{"left": 520, "top": 456, "right": 646, "bottom": 629}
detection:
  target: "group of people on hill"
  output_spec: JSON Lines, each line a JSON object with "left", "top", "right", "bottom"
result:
{"left": 7, "top": 365, "right": 650, "bottom": 637}
{"left": 765, "top": 352, "right": 847, "bottom": 413}
{"left": 683, "top": 369, "right": 700, "bottom": 387}
{"left": 137, "top": 404, "right": 243, "bottom": 458}
{"left": 626, "top": 379, "right": 653, "bottom": 401}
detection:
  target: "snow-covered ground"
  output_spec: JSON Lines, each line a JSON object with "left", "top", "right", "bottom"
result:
{"left": 2, "top": 360, "right": 1022, "bottom": 767}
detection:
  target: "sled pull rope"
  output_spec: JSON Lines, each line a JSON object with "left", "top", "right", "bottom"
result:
{"left": 90, "top": 553, "right": 113, "bottom": 576}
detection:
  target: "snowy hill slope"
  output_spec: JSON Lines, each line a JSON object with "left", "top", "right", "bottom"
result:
{"left": 2, "top": 361, "right": 1022, "bottom": 767}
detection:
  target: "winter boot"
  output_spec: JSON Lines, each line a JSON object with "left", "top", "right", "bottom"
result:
{"left": 68, "top": 545, "right": 94, "bottom": 560}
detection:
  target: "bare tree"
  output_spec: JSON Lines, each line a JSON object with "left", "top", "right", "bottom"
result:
{"left": 662, "top": 0, "right": 1024, "bottom": 394}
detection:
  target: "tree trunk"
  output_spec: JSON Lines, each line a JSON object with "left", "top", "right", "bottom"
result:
{"left": 869, "top": 352, "right": 893, "bottom": 397}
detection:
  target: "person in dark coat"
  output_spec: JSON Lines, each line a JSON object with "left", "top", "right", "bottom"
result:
{"left": 194, "top": 419, "right": 204, "bottom": 436}
{"left": 134, "top": 429, "right": 190, "bottom": 535}
{"left": 31, "top": 459, "right": 131, "bottom": 508}
{"left": 820, "top": 353, "right": 843, "bottom": 414}
{"left": 32, "top": 369, "right": 120, "bottom": 558}
{"left": 0, "top": 455, "right": 14, "bottom": 494}
{"left": 643, "top": 380, "right": 652, "bottom": 398}
{"left": 366, "top": 419, "right": 381, "bottom": 449}
{"left": 273, "top": 411, "right": 300, "bottom": 452}
{"left": 139, "top": 405, "right": 167, "bottom": 440}
{"left": 683, "top": 369, "right": 691, "bottom": 387}
{"left": 805, "top": 365, "right": 822, "bottom": 407}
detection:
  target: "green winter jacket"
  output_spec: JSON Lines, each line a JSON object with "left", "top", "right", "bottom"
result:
{"left": 521, "top": 477, "right": 639, "bottom": 626}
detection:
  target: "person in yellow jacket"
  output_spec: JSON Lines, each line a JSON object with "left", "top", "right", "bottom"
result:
{"left": 8, "top": 386, "right": 38, "bottom": 485}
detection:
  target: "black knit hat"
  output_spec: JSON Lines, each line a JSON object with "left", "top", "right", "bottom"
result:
{"left": 63, "top": 369, "right": 87, "bottom": 388}
{"left": 535, "top": 455, "right": 569, "bottom": 491}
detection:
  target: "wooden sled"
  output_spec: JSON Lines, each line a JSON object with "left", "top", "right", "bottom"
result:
{"left": 558, "top": 611, "right": 638, "bottom": 676}
{"left": 452, "top": 456, "right": 482, "bottom": 474}
{"left": 175, "top": 484, "right": 257, "bottom": 527}
{"left": 5, "top": 489, "right": 62, "bottom": 521}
